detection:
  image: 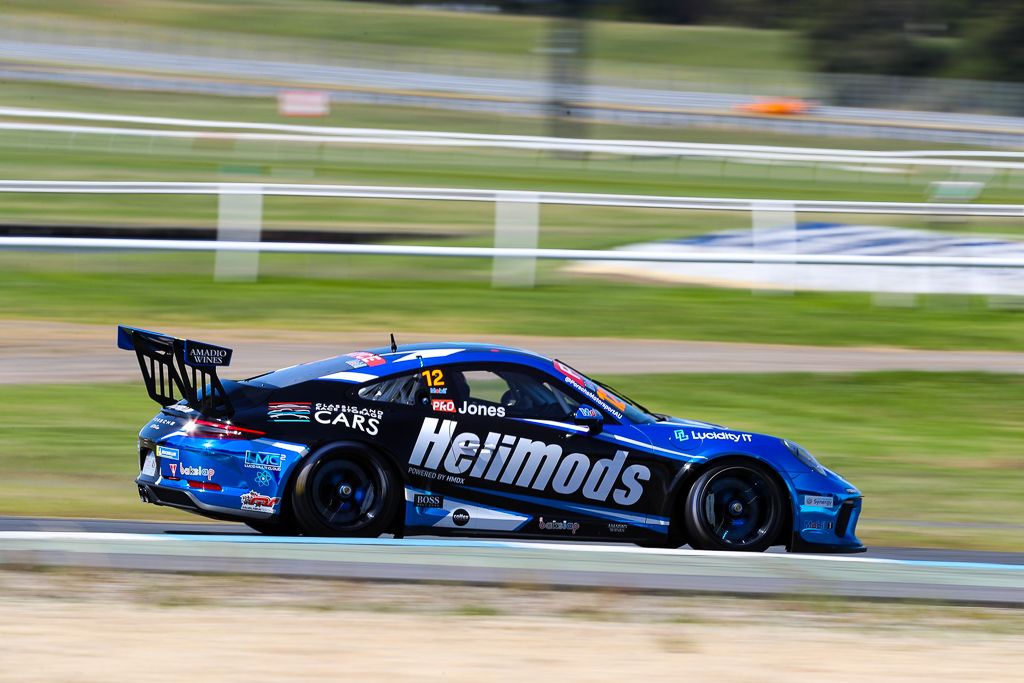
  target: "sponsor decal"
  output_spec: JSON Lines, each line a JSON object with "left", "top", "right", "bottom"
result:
{"left": 169, "top": 463, "right": 178, "bottom": 477}
{"left": 806, "top": 520, "right": 833, "bottom": 530}
{"left": 314, "top": 403, "right": 382, "bottom": 435}
{"left": 240, "top": 490, "right": 279, "bottom": 513}
{"left": 254, "top": 469, "right": 274, "bottom": 488}
{"left": 538, "top": 517, "right": 580, "bottom": 534}
{"left": 560, "top": 375, "right": 625, "bottom": 421}
{"left": 686, "top": 430, "right": 753, "bottom": 444}
{"left": 268, "top": 402, "right": 312, "bottom": 423}
{"left": 803, "top": 495, "right": 834, "bottom": 509}
{"left": 452, "top": 508, "right": 470, "bottom": 526}
{"left": 421, "top": 369, "right": 445, "bottom": 389}
{"left": 179, "top": 465, "right": 216, "bottom": 480}
{"left": 414, "top": 493, "right": 444, "bottom": 508}
{"left": 244, "top": 451, "right": 284, "bottom": 472}
{"left": 553, "top": 360, "right": 585, "bottom": 384}
{"left": 185, "top": 341, "right": 231, "bottom": 367}
{"left": 607, "top": 523, "right": 628, "bottom": 533}
{"left": 429, "top": 386, "right": 448, "bottom": 396}
{"left": 674, "top": 429, "right": 688, "bottom": 441}
{"left": 432, "top": 399, "right": 456, "bottom": 413}
{"left": 345, "top": 351, "right": 386, "bottom": 369}
{"left": 457, "top": 402, "right": 506, "bottom": 418}
{"left": 157, "top": 446, "right": 179, "bottom": 461}
{"left": 151, "top": 417, "right": 176, "bottom": 428}
{"left": 576, "top": 405, "right": 601, "bottom": 420}
{"left": 409, "top": 418, "right": 650, "bottom": 506}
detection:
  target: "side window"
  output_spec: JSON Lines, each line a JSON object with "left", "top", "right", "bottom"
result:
{"left": 460, "top": 368, "right": 580, "bottom": 420}
{"left": 357, "top": 372, "right": 424, "bottom": 406}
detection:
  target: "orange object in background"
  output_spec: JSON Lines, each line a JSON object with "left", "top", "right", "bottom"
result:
{"left": 737, "top": 97, "right": 812, "bottom": 115}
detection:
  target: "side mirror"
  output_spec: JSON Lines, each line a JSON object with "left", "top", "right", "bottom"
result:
{"left": 573, "top": 405, "right": 603, "bottom": 434}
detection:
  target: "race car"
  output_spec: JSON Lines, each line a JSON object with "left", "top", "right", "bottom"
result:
{"left": 120, "top": 325, "right": 864, "bottom": 553}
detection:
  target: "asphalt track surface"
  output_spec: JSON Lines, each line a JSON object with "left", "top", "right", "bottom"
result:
{"left": 2, "top": 40, "right": 1023, "bottom": 146}
{"left": 3, "top": 321, "right": 1023, "bottom": 385}
{"left": 2, "top": 517, "right": 1023, "bottom": 605}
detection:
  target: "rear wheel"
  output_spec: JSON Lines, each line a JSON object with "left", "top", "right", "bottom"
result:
{"left": 684, "top": 462, "right": 785, "bottom": 552}
{"left": 291, "top": 446, "right": 398, "bottom": 537}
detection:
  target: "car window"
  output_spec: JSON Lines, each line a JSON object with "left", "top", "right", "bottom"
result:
{"left": 357, "top": 372, "right": 423, "bottom": 406}
{"left": 460, "top": 368, "right": 579, "bottom": 420}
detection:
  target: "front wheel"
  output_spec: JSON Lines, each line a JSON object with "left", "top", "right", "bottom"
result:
{"left": 291, "top": 446, "right": 399, "bottom": 537}
{"left": 684, "top": 462, "right": 785, "bottom": 552}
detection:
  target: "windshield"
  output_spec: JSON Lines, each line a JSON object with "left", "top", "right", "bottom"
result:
{"left": 552, "top": 360, "right": 657, "bottom": 424}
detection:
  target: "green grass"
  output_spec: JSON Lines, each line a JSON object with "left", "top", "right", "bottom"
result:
{"left": 1, "top": 260, "right": 1023, "bottom": 350}
{"left": 5, "top": 1, "right": 809, "bottom": 80}
{"left": 2, "top": 373, "right": 1022, "bottom": 550}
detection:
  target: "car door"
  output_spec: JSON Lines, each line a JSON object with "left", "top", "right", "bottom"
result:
{"left": 413, "top": 363, "right": 656, "bottom": 539}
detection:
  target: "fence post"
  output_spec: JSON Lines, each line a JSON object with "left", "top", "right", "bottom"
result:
{"left": 751, "top": 200, "right": 795, "bottom": 294}
{"left": 492, "top": 191, "right": 539, "bottom": 288}
{"left": 215, "top": 185, "right": 262, "bottom": 282}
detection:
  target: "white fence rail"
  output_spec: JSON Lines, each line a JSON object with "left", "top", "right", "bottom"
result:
{"left": 5, "top": 107, "right": 1024, "bottom": 169}
{"left": 4, "top": 235, "right": 1024, "bottom": 269}
{"left": 0, "top": 180, "right": 1021, "bottom": 216}
{"left": 3, "top": 181, "right": 1024, "bottom": 295}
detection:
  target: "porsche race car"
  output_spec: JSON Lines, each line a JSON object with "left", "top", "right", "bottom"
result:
{"left": 120, "top": 325, "right": 864, "bottom": 552}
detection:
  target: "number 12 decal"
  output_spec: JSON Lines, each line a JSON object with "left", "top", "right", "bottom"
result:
{"left": 421, "top": 369, "right": 445, "bottom": 387}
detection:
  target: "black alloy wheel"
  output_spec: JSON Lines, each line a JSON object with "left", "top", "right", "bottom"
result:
{"left": 291, "top": 447, "right": 398, "bottom": 537}
{"left": 684, "top": 462, "right": 785, "bottom": 552}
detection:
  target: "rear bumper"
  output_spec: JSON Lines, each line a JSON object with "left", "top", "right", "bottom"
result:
{"left": 136, "top": 480, "right": 273, "bottom": 522}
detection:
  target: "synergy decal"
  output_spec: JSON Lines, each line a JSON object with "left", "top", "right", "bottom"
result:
{"left": 538, "top": 517, "right": 580, "bottom": 534}
{"left": 803, "top": 495, "right": 835, "bottom": 509}
{"left": 314, "top": 404, "right": 382, "bottom": 435}
{"left": 414, "top": 493, "right": 444, "bottom": 508}
{"left": 268, "top": 402, "right": 312, "bottom": 423}
{"left": 408, "top": 418, "right": 650, "bottom": 506}
{"left": 179, "top": 465, "right": 215, "bottom": 480}
{"left": 240, "top": 491, "right": 279, "bottom": 513}
{"left": 345, "top": 351, "right": 386, "bottom": 369}
{"left": 244, "top": 451, "right": 284, "bottom": 472}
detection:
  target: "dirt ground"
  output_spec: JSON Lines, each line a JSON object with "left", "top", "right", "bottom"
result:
{"left": 0, "top": 569, "right": 1021, "bottom": 683}
{"left": 2, "top": 319, "right": 1024, "bottom": 384}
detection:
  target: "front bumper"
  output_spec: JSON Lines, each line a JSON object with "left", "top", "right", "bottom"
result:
{"left": 787, "top": 470, "right": 866, "bottom": 553}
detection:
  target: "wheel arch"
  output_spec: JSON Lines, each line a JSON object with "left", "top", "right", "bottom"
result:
{"left": 663, "top": 453, "right": 797, "bottom": 548}
{"left": 290, "top": 438, "right": 408, "bottom": 536}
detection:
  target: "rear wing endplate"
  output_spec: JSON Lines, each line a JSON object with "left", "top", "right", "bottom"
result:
{"left": 117, "top": 325, "right": 234, "bottom": 415}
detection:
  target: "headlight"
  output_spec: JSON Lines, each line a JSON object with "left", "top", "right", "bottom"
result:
{"left": 783, "top": 440, "right": 827, "bottom": 475}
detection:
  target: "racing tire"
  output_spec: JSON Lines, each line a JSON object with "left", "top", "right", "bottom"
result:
{"left": 683, "top": 461, "right": 785, "bottom": 553}
{"left": 291, "top": 445, "right": 399, "bottom": 537}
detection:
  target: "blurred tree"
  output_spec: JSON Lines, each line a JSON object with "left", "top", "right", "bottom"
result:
{"left": 954, "top": 3, "right": 1024, "bottom": 82}
{"left": 802, "top": 0, "right": 953, "bottom": 77}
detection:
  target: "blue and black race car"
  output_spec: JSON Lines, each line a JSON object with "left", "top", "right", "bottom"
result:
{"left": 120, "top": 325, "right": 864, "bottom": 553}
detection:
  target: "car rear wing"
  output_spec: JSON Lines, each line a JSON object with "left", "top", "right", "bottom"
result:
{"left": 117, "top": 325, "right": 234, "bottom": 416}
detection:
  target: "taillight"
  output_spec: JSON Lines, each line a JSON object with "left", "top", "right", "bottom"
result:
{"left": 187, "top": 480, "right": 223, "bottom": 491}
{"left": 186, "top": 418, "right": 265, "bottom": 440}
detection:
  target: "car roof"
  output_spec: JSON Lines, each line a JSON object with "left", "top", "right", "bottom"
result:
{"left": 250, "top": 342, "right": 556, "bottom": 388}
